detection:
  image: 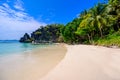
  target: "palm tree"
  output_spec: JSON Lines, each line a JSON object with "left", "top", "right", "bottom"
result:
{"left": 107, "top": 0, "right": 120, "bottom": 30}
{"left": 76, "top": 13, "right": 95, "bottom": 43}
{"left": 87, "top": 3, "right": 108, "bottom": 37}
{"left": 76, "top": 3, "right": 109, "bottom": 44}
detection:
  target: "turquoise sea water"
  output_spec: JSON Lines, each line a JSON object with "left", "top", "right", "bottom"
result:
{"left": 0, "top": 40, "right": 51, "bottom": 56}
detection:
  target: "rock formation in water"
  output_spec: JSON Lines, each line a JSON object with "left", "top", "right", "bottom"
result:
{"left": 19, "top": 33, "right": 31, "bottom": 43}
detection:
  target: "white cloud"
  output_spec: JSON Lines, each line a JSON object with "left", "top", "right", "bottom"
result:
{"left": 3, "top": 3, "right": 9, "bottom": 8}
{"left": 0, "top": 0, "right": 46, "bottom": 40}
{"left": 14, "top": 0, "right": 24, "bottom": 11}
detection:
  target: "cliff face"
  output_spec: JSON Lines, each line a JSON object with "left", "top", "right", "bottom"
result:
{"left": 19, "top": 33, "right": 31, "bottom": 43}
{"left": 19, "top": 24, "right": 64, "bottom": 43}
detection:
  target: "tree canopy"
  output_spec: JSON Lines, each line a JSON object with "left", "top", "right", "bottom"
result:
{"left": 20, "top": 0, "right": 120, "bottom": 47}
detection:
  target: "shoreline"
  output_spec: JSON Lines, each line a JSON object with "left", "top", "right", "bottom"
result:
{"left": 1, "top": 43, "right": 120, "bottom": 80}
{"left": 0, "top": 44, "right": 67, "bottom": 80}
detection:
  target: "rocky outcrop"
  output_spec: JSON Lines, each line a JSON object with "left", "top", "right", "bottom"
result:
{"left": 19, "top": 24, "right": 64, "bottom": 43}
{"left": 19, "top": 33, "right": 31, "bottom": 43}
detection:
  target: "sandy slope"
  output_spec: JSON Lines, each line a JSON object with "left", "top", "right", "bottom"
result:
{"left": 40, "top": 45, "right": 120, "bottom": 80}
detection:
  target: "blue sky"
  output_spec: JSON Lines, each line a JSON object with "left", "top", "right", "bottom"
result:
{"left": 0, "top": 0, "right": 104, "bottom": 40}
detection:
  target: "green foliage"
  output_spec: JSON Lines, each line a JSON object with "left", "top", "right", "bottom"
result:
{"left": 95, "top": 31, "right": 120, "bottom": 47}
{"left": 20, "top": 0, "right": 120, "bottom": 47}
{"left": 61, "top": 1, "right": 120, "bottom": 46}
{"left": 31, "top": 24, "right": 64, "bottom": 43}
{"left": 62, "top": 18, "right": 82, "bottom": 44}
{"left": 35, "top": 32, "right": 41, "bottom": 35}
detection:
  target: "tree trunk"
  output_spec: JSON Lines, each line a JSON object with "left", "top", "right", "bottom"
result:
{"left": 117, "top": 19, "right": 120, "bottom": 30}
{"left": 90, "top": 32, "right": 94, "bottom": 44}
{"left": 87, "top": 34, "right": 91, "bottom": 44}
{"left": 99, "top": 27, "right": 103, "bottom": 38}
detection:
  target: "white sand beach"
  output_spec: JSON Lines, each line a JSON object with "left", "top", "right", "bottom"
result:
{"left": 40, "top": 45, "right": 120, "bottom": 80}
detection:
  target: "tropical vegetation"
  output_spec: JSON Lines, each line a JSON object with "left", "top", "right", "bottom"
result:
{"left": 20, "top": 0, "right": 120, "bottom": 47}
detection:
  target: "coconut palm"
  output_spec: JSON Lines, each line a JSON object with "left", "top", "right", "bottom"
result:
{"left": 86, "top": 3, "right": 108, "bottom": 37}
{"left": 76, "top": 3, "right": 108, "bottom": 44}
{"left": 107, "top": 0, "right": 120, "bottom": 30}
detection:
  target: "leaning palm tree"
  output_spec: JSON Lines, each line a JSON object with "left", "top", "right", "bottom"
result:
{"left": 87, "top": 3, "right": 108, "bottom": 37}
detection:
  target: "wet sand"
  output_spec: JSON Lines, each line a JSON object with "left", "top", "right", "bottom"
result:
{"left": 0, "top": 44, "right": 67, "bottom": 80}
{"left": 40, "top": 45, "right": 120, "bottom": 80}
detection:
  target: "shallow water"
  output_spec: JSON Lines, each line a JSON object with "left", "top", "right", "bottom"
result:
{"left": 0, "top": 40, "right": 52, "bottom": 56}
{"left": 0, "top": 43, "right": 67, "bottom": 80}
